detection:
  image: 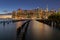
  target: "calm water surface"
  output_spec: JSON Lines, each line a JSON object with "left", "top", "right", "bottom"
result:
{"left": 0, "top": 19, "right": 60, "bottom": 40}
{"left": 0, "top": 19, "right": 26, "bottom": 40}
{"left": 25, "top": 20, "right": 60, "bottom": 40}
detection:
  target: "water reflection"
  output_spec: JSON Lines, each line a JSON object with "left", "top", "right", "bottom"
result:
{"left": 32, "top": 21, "right": 53, "bottom": 40}
{"left": 25, "top": 20, "right": 60, "bottom": 40}
{"left": 0, "top": 20, "right": 16, "bottom": 40}
{"left": 3, "top": 22, "right": 5, "bottom": 26}
{"left": 16, "top": 21, "right": 27, "bottom": 29}
{"left": 0, "top": 19, "right": 60, "bottom": 40}
{"left": 16, "top": 21, "right": 23, "bottom": 29}
{"left": 0, "top": 19, "right": 27, "bottom": 40}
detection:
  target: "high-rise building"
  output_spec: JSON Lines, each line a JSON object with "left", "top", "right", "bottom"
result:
{"left": 46, "top": 5, "right": 48, "bottom": 12}
{"left": 12, "top": 7, "right": 56, "bottom": 19}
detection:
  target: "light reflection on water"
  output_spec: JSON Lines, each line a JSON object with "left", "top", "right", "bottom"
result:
{"left": 16, "top": 21, "right": 27, "bottom": 29}
{"left": 25, "top": 20, "right": 60, "bottom": 40}
{"left": 0, "top": 22, "right": 16, "bottom": 40}
{"left": 0, "top": 19, "right": 60, "bottom": 40}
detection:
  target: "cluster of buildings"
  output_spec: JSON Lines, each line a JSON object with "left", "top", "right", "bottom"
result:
{"left": 12, "top": 7, "right": 56, "bottom": 19}
{"left": 0, "top": 6, "right": 59, "bottom": 19}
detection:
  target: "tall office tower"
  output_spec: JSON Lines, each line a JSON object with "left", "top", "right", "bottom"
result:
{"left": 46, "top": 5, "right": 48, "bottom": 12}
{"left": 45, "top": 5, "right": 49, "bottom": 19}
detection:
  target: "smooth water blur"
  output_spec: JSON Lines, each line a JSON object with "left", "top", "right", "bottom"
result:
{"left": 0, "top": 19, "right": 26, "bottom": 40}
{"left": 0, "top": 19, "right": 60, "bottom": 40}
{"left": 25, "top": 20, "right": 60, "bottom": 40}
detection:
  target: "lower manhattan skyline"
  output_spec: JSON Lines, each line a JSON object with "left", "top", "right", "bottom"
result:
{"left": 0, "top": 0, "right": 60, "bottom": 14}
{"left": 0, "top": 0, "right": 60, "bottom": 40}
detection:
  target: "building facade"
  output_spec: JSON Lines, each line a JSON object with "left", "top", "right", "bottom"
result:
{"left": 12, "top": 8, "right": 56, "bottom": 19}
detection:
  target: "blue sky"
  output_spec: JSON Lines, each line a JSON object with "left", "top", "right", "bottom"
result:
{"left": 0, "top": 0, "right": 60, "bottom": 14}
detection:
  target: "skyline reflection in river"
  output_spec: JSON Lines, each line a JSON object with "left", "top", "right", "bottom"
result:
{"left": 25, "top": 20, "right": 60, "bottom": 40}
{"left": 16, "top": 21, "right": 27, "bottom": 29}
{"left": 0, "top": 19, "right": 60, "bottom": 40}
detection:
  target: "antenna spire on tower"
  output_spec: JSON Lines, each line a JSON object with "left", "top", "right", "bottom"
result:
{"left": 46, "top": 4, "right": 48, "bottom": 12}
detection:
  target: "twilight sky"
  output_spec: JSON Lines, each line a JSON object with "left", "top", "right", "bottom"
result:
{"left": 0, "top": 0, "right": 60, "bottom": 14}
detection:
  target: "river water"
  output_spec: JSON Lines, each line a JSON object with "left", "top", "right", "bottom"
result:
{"left": 25, "top": 20, "right": 60, "bottom": 40}
{"left": 0, "top": 19, "right": 60, "bottom": 40}
{"left": 0, "top": 19, "right": 26, "bottom": 40}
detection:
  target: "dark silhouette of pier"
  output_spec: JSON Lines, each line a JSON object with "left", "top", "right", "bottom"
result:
{"left": 17, "top": 20, "right": 30, "bottom": 40}
{"left": 17, "top": 19, "right": 60, "bottom": 40}
{"left": 0, "top": 19, "right": 60, "bottom": 28}
{"left": 0, "top": 19, "right": 60, "bottom": 40}
{"left": 36, "top": 19, "right": 60, "bottom": 29}
{"left": 0, "top": 19, "right": 28, "bottom": 26}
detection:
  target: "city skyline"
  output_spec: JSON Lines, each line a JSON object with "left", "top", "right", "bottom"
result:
{"left": 0, "top": 0, "right": 60, "bottom": 14}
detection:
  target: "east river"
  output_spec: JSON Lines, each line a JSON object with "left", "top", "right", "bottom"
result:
{"left": 0, "top": 19, "right": 60, "bottom": 40}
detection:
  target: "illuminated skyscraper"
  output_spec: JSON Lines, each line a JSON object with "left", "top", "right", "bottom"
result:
{"left": 46, "top": 5, "right": 48, "bottom": 12}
